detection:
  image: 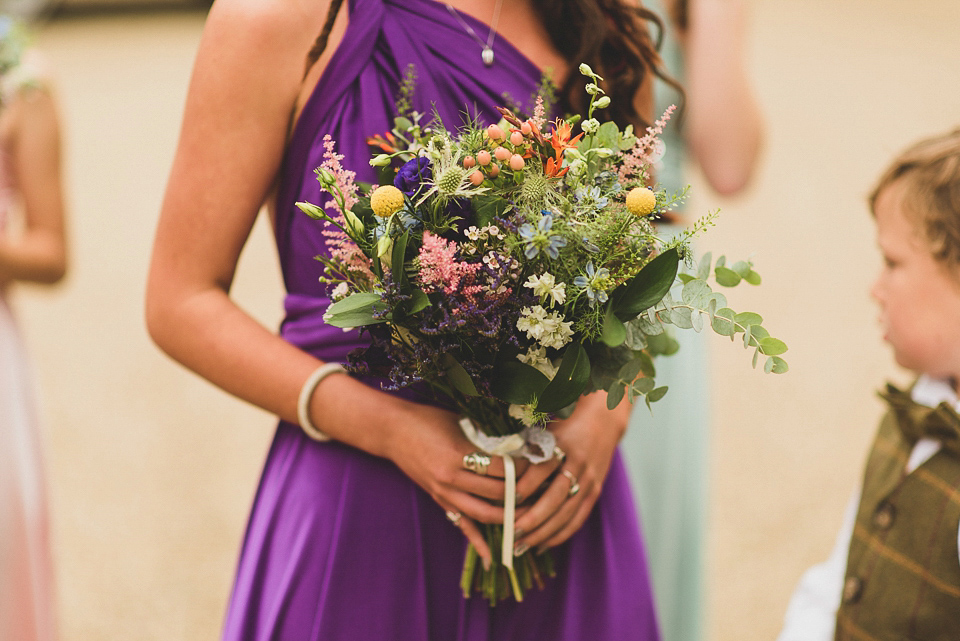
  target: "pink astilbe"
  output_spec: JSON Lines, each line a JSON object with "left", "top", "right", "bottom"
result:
{"left": 619, "top": 105, "right": 676, "bottom": 183}
{"left": 530, "top": 95, "right": 546, "bottom": 133}
{"left": 417, "top": 231, "right": 482, "bottom": 296}
{"left": 317, "top": 135, "right": 374, "bottom": 284}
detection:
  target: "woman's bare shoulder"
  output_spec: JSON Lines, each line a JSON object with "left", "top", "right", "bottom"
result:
{"left": 202, "top": 0, "right": 333, "bottom": 65}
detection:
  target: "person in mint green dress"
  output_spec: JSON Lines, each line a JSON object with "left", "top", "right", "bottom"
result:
{"left": 621, "top": 1, "right": 763, "bottom": 640}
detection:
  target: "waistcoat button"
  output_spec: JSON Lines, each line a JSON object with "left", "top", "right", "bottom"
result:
{"left": 873, "top": 502, "right": 896, "bottom": 530}
{"left": 843, "top": 576, "right": 863, "bottom": 604}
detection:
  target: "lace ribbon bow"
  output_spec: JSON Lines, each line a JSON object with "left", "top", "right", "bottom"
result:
{"left": 458, "top": 418, "right": 556, "bottom": 571}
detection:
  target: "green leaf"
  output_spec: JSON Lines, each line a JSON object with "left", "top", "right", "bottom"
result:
{"left": 407, "top": 289, "right": 431, "bottom": 314}
{"left": 606, "top": 382, "right": 626, "bottom": 410}
{"left": 630, "top": 378, "right": 655, "bottom": 395}
{"left": 715, "top": 266, "right": 742, "bottom": 287}
{"left": 752, "top": 348, "right": 759, "bottom": 368}
{"left": 393, "top": 116, "right": 413, "bottom": 131}
{"left": 681, "top": 279, "right": 712, "bottom": 309}
{"left": 676, "top": 273, "right": 696, "bottom": 284}
{"left": 691, "top": 309, "right": 704, "bottom": 333}
{"left": 601, "top": 306, "right": 627, "bottom": 347}
{"left": 490, "top": 361, "right": 550, "bottom": 406}
{"left": 744, "top": 270, "right": 762, "bottom": 285}
{"left": 596, "top": 121, "right": 620, "bottom": 149}
{"left": 537, "top": 343, "right": 591, "bottom": 413}
{"left": 391, "top": 231, "right": 409, "bottom": 287}
{"left": 617, "top": 359, "right": 644, "bottom": 383}
{"left": 646, "top": 332, "right": 680, "bottom": 356}
{"left": 669, "top": 306, "right": 694, "bottom": 329}
{"left": 613, "top": 248, "right": 681, "bottom": 321}
{"left": 323, "top": 292, "right": 387, "bottom": 328}
{"left": 697, "top": 252, "right": 712, "bottom": 280}
{"left": 734, "top": 311, "right": 764, "bottom": 328}
{"left": 716, "top": 255, "right": 727, "bottom": 268}
{"left": 472, "top": 194, "right": 511, "bottom": 227}
{"left": 647, "top": 386, "right": 669, "bottom": 404}
{"left": 637, "top": 351, "right": 656, "bottom": 378}
{"left": 759, "top": 337, "right": 788, "bottom": 356}
{"left": 767, "top": 356, "right": 789, "bottom": 374}
{"left": 444, "top": 356, "right": 479, "bottom": 396}
{"left": 731, "top": 260, "right": 752, "bottom": 278}
{"left": 712, "top": 307, "right": 736, "bottom": 336}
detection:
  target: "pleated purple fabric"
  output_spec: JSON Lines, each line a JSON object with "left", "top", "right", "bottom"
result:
{"left": 221, "top": 1, "right": 661, "bottom": 639}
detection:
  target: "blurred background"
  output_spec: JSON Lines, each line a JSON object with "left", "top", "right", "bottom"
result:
{"left": 6, "top": 0, "right": 960, "bottom": 639}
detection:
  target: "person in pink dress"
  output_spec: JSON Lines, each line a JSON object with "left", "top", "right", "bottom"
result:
{"left": 0, "top": 16, "right": 67, "bottom": 641}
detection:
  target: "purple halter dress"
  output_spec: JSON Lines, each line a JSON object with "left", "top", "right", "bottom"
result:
{"left": 221, "top": 1, "right": 660, "bottom": 639}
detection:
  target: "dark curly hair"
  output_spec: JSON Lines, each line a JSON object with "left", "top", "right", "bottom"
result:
{"left": 304, "top": 0, "right": 681, "bottom": 130}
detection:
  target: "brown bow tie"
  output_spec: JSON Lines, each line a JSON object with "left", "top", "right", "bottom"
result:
{"left": 880, "top": 383, "right": 960, "bottom": 457}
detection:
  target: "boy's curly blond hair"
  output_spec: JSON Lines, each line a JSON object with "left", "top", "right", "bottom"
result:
{"left": 871, "top": 129, "right": 960, "bottom": 270}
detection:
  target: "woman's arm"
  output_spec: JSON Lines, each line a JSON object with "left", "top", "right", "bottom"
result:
{"left": 681, "top": 0, "right": 764, "bottom": 195}
{"left": 145, "top": 0, "right": 510, "bottom": 564}
{"left": 0, "top": 82, "right": 67, "bottom": 285}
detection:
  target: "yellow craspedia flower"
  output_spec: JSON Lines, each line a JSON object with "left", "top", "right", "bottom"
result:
{"left": 370, "top": 185, "right": 405, "bottom": 217}
{"left": 626, "top": 187, "right": 657, "bottom": 216}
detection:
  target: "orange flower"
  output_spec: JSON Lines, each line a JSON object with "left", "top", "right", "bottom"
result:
{"left": 366, "top": 131, "right": 398, "bottom": 153}
{"left": 543, "top": 119, "right": 582, "bottom": 177}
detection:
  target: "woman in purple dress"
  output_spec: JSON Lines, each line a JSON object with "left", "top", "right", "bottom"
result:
{"left": 147, "top": 1, "right": 672, "bottom": 639}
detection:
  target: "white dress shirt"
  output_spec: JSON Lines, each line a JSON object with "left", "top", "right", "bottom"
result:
{"left": 775, "top": 375, "right": 960, "bottom": 641}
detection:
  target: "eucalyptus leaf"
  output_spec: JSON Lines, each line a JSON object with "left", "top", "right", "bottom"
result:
{"left": 731, "top": 261, "right": 752, "bottom": 278}
{"left": 744, "top": 270, "right": 762, "bottom": 285}
{"left": 681, "top": 279, "right": 711, "bottom": 309}
{"left": 734, "top": 311, "right": 763, "bottom": 328}
{"left": 697, "top": 252, "right": 712, "bottom": 280}
{"left": 606, "top": 382, "right": 626, "bottom": 410}
{"left": 768, "top": 356, "right": 789, "bottom": 374}
{"left": 669, "top": 306, "right": 694, "bottom": 329}
{"left": 677, "top": 273, "right": 696, "bottom": 284}
{"left": 646, "top": 332, "right": 679, "bottom": 356}
{"left": 712, "top": 307, "right": 736, "bottom": 336}
{"left": 759, "top": 337, "right": 788, "bottom": 356}
{"left": 691, "top": 309, "right": 704, "bottom": 333}
{"left": 617, "top": 359, "right": 644, "bottom": 383}
{"left": 715, "top": 266, "right": 742, "bottom": 287}
{"left": 647, "top": 386, "right": 669, "bottom": 403}
{"left": 631, "top": 378, "right": 655, "bottom": 395}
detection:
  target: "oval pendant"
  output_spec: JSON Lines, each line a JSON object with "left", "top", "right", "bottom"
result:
{"left": 481, "top": 47, "right": 494, "bottom": 67}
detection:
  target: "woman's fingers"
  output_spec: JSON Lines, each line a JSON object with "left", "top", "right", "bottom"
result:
{"left": 512, "top": 464, "right": 582, "bottom": 547}
{"left": 514, "top": 457, "right": 561, "bottom": 503}
{"left": 440, "top": 507, "right": 492, "bottom": 569}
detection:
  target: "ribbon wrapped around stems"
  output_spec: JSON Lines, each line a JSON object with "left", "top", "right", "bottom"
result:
{"left": 458, "top": 418, "right": 556, "bottom": 573}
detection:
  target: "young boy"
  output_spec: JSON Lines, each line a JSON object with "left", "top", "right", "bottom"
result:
{"left": 778, "top": 129, "right": 960, "bottom": 641}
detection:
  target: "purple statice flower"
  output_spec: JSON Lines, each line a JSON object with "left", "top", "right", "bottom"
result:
{"left": 519, "top": 212, "right": 568, "bottom": 260}
{"left": 394, "top": 156, "right": 432, "bottom": 198}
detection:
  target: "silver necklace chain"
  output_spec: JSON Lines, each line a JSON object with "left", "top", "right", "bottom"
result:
{"left": 444, "top": 0, "right": 504, "bottom": 67}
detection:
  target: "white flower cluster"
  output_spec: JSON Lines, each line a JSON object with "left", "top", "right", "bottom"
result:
{"left": 516, "top": 305, "right": 574, "bottom": 350}
{"left": 523, "top": 272, "right": 566, "bottom": 307}
{"left": 463, "top": 225, "right": 504, "bottom": 255}
{"left": 516, "top": 346, "right": 559, "bottom": 379}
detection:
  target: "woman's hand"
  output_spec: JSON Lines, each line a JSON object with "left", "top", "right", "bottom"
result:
{"left": 379, "top": 399, "right": 531, "bottom": 568}
{"left": 511, "top": 392, "right": 630, "bottom": 553}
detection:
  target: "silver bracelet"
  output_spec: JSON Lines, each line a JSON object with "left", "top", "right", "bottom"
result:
{"left": 297, "top": 362, "right": 346, "bottom": 441}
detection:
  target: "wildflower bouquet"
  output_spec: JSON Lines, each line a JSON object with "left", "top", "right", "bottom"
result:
{"left": 297, "top": 64, "right": 787, "bottom": 604}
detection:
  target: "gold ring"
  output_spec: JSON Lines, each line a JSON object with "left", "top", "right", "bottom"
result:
{"left": 445, "top": 510, "right": 462, "bottom": 526}
{"left": 462, "top": 452, "right": 491, "bottom": 476}
{"left": 553, "top": 445, "right": 566, "bottom": 463}
{"left": 562, "top": 469, "right": 580, "bottom": 497}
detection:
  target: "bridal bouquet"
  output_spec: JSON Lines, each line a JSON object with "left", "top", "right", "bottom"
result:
{"left": 297, "top": 64, "right": 787, "bottom": 604}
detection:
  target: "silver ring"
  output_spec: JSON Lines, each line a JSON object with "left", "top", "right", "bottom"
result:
{"left": 561, "top": 469, "right": 580, "bottom": 497}
{"left": 553, "top": 445, "right": 566, "bottom": 463}
{"left": 463, "top": 452, "right": 491, "bottom": 476}
{"left": 445, "top": 510, "right": 462, "bottom": 526}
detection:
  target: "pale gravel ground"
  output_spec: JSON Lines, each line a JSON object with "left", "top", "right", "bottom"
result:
{"left": 8, "top": 2, "right": 960, "bottom": 639}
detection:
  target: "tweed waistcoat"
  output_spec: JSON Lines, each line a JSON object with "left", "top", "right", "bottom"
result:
{"left": 835, "top": 386, "right": 960, "bottom": 641}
